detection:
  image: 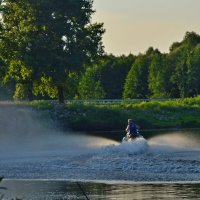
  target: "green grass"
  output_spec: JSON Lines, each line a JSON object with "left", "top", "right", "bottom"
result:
{"left": 29, "top": 100, "right": 54, "bottom": 110}
{"left": 29, "top": 96, "right": 200, "bottom": 131}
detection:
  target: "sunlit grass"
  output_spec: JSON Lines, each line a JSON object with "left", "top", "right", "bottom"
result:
{"left": 29, "top": 96, "right": 200, "bottom": 131}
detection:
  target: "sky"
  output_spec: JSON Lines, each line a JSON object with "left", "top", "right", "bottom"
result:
{"left": 92, "top": 0, "right": 200, "bottom": 55}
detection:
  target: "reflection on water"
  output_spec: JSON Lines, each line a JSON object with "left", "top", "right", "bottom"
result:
{"left": 1, "top": 180, "right": 200, "bottom": 200}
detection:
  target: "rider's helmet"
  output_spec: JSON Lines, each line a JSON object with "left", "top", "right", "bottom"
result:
{"left": 128, "top": 119, "right": 133, "bottom": 124}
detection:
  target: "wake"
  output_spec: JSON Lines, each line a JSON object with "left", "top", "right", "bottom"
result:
{"left": 99, "top": 137, "right": 149, "bottom": 156}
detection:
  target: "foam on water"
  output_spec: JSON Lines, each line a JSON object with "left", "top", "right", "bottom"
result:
{"left": 99, "top": 137, "right": 149, "bottom": 156}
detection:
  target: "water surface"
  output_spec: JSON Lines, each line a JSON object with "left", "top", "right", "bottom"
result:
{"left": 1, "top": 180, "right": 200, "bottom": 200}
{"left": 0, "top": 104, "right": 200, "bottom": 198}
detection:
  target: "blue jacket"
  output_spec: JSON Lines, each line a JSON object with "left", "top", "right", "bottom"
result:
{"left": 129, "top": 122, "right": 138, "bottom": 136}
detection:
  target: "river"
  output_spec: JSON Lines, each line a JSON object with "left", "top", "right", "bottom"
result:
{"left": 0, "top": 104, "right": 200, "bottom": 199}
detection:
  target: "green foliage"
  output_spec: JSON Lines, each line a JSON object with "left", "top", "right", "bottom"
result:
{"left": 123, "top": 55, "right": 150, "bottom": 99}
{"left": 78, "top": 66, "right": 106, "bottom": 99}
{"left": 186, "top": 44, "right": 200, "bottom": 96}
{"left": 169, "top": 38, "right": 200, "bottom": 98}
{"left": 64, "top": 72, "right": 80, "bottom": 99}
{"left": 171, "top": 49, "right": 189, "bottom": 97}
{"left": 13, "top": 83, "right": 27, "bottom": 100}
{"left": 182, "top": 95, "right": 200, "bottom": 105}
{"left": 122, "top": 31, "right": 200, "bottom": 99}
{"left": 148, "top": 54, "right": 171, "bottom": 98}
{"left": 30, "top": 96, "right": 200, "bottom": 132}
{"left": 29, "top": 100, "right": 54, "bottom": 110}
{"left": 78, "top": 54, "right": 134, "bottom": 99}
{"left": 0, "top": 0, "right": 105, "bottom": 102}
{"left": 32, "top": 76, "right": 57, "bottom": 99}
{"left": 99, "top": 54, "right": 135, "bottom": 99}
{"left": 0, "top": 3, "right": 200, "bottom": 104}
{"left": 64, "top": 103, "right": 128, "bottom": 131}
{"left": 183, "top": 31, "right": 200, "bottom": 47}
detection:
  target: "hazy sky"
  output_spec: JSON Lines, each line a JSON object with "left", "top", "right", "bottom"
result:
{"left": 92, "top": 0, "right": 200, "bottom": 55}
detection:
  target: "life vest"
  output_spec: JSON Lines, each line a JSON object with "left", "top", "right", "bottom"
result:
{"left": 129, "top": 122, "right": 138, "bottom": 135}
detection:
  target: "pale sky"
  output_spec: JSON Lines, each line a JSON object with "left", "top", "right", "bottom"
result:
{"left": 92, "top": 0, "right": 200, "bottom": 55}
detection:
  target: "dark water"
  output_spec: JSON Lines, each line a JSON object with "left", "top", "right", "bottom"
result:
{"left": 1, "top": 180, "right": 200, "bottom": 200}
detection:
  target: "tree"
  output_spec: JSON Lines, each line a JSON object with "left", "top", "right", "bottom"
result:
{"left": 183, "top": 31, "right": 200, "bottom": 47}
{"left": 0, "top": 0, "right": 105, "bottom": 103}
{"left": 170, "top": 48, "right": 189, "bottom": 97}
{"left": 169, "top": 32, "right": 200, "bottom": 98}
{"left": 148, "top": 54, "right": 172, "bottom": 98}
{"left": 99, "top": 54, "right": 135, "bottom": 99}
{"left": 123, "top": 55, "right": 150, "bottom": 99}
{"left": 78, "top": 54, "right": 134, "bottom": 99}
{"left": 169, "top": 31, "right": 200, "bottom": 53}
{"left": 0, "top": 56, "right": 15, "bottom": 100}
{"left": 169, "top": 42, "right": 181, "bottom": 52}
{"left": 186, "top": 44, "right": 200, "bottom": 96}
{"left": 78, "top": 66, "right": 105, "bottom": 99}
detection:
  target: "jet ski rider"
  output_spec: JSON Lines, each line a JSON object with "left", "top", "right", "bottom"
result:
{"left": 125, "top": 118, "right": 140, "bottom": 139}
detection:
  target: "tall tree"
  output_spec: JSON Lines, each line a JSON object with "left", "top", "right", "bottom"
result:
{"left": 0, "top": 0, "right": 105, "bottom": 102}
{"left": 99, "top": 54, "right": 135, "bottom": 99}
{"left": 123, "top": 55, "right": 150, "bottom": 99}
{"left": 169, "top": 32, "right": 200, "bottom": 98}
{"left": 186, "top": 44, "right": 200, "bottom": 96}
{"left": 148, "top": 54, "right": 172, "bottom": 98}
{"left": 169, "top": 48, "right": 189, "bottom": 98}
{"left": 78, "top": 54, "right": 134, "bottom": 99}
{"left": 78, "top": 66, "right": 105, "bottom": 99}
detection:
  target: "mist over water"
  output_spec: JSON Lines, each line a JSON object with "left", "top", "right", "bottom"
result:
{"left": 0, "top": 103, "right": 200, "bottom": 181}
{"left": 148, "top": 132, "right": 200, "bottom": 153}
{"left": 0, "top": 103, "right": 118, "bottom": 157}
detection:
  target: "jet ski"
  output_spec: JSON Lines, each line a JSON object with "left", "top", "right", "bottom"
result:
{"left": 122, "top": 130, "right": 144, "bottom": 143}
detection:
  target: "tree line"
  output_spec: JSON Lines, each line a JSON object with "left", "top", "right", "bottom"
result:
{"left": 78, "top": 31, "right": 200, "bottom": 100}
{"left": 0, "top": 1, "right": 200, "bottom": 102}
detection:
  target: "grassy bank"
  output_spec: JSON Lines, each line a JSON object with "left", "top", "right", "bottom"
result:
{"left": 29, "top": 97, "right": 200, "bottom": 132}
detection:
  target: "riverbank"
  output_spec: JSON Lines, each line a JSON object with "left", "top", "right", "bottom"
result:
{"left": 29, "top": 96, "right": 200, "bottom": 132}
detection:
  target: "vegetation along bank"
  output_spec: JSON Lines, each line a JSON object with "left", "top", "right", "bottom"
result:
{"left": 30, "top": 96, "right": 200, "bottom": 133}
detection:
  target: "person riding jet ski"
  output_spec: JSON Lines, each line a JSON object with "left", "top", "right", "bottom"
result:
{"left": 123, "top": 118, "right": 141, "bottom": 142}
